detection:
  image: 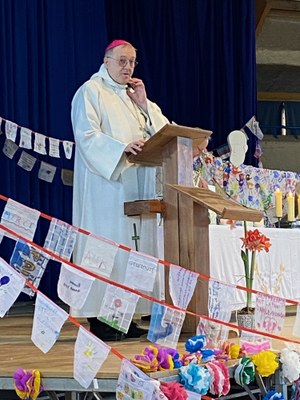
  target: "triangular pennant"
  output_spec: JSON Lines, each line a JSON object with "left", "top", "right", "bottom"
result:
{"left": 10, "top": 240, "right": 50, "bottom": 296}
{"left": 31, "top": 292, "right": 69, "bottom": 353}
{"left": 44, "top": 218, "right": 78, "bottom": 261}
{"left": 74, "top": 326, "right": 111, "bottom": 389}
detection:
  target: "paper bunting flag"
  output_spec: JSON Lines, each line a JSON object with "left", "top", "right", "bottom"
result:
{"left": 124, "top": 251, "right": 158, "bottom": 292}
{"left": 61, "top": 169, "right": 74, "bottom": 186}
{"left": 34, "top": 132, "right": 47, "bottom": 154}
{"left": 197, "top": 317, "right": 229, "bottom": 348}
{"left": 63, "top": 140, "right": 74, "bottom": 159}
{"left": 57, "top": 263, "right": 95, "bottom": 309}
{"left": 1, "top": 198, "right": 40, "bottom": 240}
{"left": 49, "top": 137, "right": 60, "bottom": 158}
{"left": 5, "top": 120, "right": 18, "bottom": 142}
{"left": 208, "top": 279, "right": 235, "bottom": 322}
{"left": 17, "top": 151, "right": 37, "bottom": 171}
{"left": 74, "top": 326, "right": 111, "bottom": 389}
{"left": 169, "top": 264, "right": 198, "bottom": 309}
{"left": 38, "top": 161, "right": 56, "bottom": 182}
{"left": 147, "top": 302, "right": 185, "bottom": 348}
{"left": 98, "top": 285, "right": 139, "bottom": 333}
{"left": 255, "top": 292, "right": 286, "bottom": 335}
{"left": 44, "top": 218, "right": 78, "bottom": 261}
{"left": 293, "top": 304, "right": 300, "bottom": 337}
{"left": 31, "top": 292, "right": 69, "bottom": 353}
{"left": 116, "top": 359, "right": 158, "bottom": 399}
{"left": 244, "top": 115, "right": 264, "bottom": 140}
{"left": 81, "top": 234, "right": 118, "bottom": 278}
{"left": 0, "top": 257, "right": 26, "bottom": 317}
{"left": 10, "top": 240, "right": 49, "bottom": 296}
{"left": 3, "top": 138, "right": 19, "bottom": 159}
{"left": 19, "top": 127, "right": 32, "bottom": 149}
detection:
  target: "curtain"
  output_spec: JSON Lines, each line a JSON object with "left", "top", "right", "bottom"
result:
{"left": 104, "top": 0, "right": 257, "bottom": 164}
{"left": 0, "top": 0, "right": 108, "bottom": 299}
{"left": 0, "top": 0, "right": 257, "bottom": 300}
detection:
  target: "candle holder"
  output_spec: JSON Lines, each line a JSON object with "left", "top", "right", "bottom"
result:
{"left": 291, "top": 219, "right": 300, "bottom": 229}
{"left": 276, "top": 217, "right": 282, "bottom": 228}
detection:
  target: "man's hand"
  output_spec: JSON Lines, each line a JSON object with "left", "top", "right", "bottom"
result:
{"left": 127, "top": 78, "right": 148, "bottom": 112}
{"left": 125, "top": 140, "right": 145, "bottom": 155}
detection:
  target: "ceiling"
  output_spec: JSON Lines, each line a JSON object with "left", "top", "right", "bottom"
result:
{"left": 255, "top": 0, "right": 300, "bottom": 99}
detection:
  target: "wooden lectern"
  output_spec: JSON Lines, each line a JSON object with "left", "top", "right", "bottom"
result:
{"left": 126, "top": 123, "right": 264, "bottom": 333}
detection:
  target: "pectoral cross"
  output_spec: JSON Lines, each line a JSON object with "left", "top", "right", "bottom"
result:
{"left": 131, "top": 223, "right": 140, "bottom": 251}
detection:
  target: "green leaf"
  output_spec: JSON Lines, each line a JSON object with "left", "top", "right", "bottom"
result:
{"left": 241, "top": 250, "right": 248, "bottom": 263}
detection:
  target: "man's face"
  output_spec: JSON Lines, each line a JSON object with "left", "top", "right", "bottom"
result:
{"left": 104, "top": 45, "right": 137, "bottom": 84}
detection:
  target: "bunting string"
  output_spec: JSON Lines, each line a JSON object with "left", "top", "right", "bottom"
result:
{"left": 0, "top": 116, "right": 74, "bottom": 186}
{"left": 0, "top": 193, "right": 299, "bottom": 345}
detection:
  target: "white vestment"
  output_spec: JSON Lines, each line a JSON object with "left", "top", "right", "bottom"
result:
{"left": 71, "top": 64, "right": 169, "bottom": 317}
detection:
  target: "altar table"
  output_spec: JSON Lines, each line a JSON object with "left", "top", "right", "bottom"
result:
{"left": 209, "top": 225, "right": 300, "bottom": 308}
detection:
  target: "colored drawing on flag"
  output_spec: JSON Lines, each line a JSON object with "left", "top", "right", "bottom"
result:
{"left": 116, "top": 359, "right": 157, "bottom": 400}
{"left": 1, "top": 199, "right": 40, "bottom": 240}
{"left": 147, "top": 302, "right": 185, "bottom": 348}
{"left": 208, "top": 279, "right": 235, "bottom": 322}
{"left": 57, "top": 263, "right": 94, "bottom": 309}
{"left": 98, "top": 285, "right": 139, "bottom": 333}
{"left": 81, "top": 234, "right": 118, "bottom": 278}
{"left": 255, "top": 292, "right": 285, "bottom": 335}
{"left": 31, "top": 292, "right": 68, "bottom": 353}
{"left": 44, "top": 218, "right": 78, "bottom": 261}
{"left": 169, "top": 264, "right": 198, "bottom": 309}
{"left": 0, "top": 257, "right": 26, "bottom": 317}
{"left": 197, "top": 317, "right": 229, "bottom": 348}
{"left": 74, "top": 326, "right": 110, "bottom": 389}
{"left": 124, "top": 251, "right": 158, "bottom": 292}
{"left": 10, "top": 240, "right": 49, "bottom": 296}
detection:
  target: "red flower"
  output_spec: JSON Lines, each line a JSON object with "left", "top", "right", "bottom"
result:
{"left": 240, "top": 225, "right": 272, "bottom": 310}
{"left": 241, "top": 229, "right": 271, "bottom": 253}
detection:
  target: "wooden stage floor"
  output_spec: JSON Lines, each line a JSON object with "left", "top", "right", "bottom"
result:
{"left": 0, "top": 302, "right": 185, "bottom": 399}
{"left": 0, "top": 302, "right": 298, "bottom": 399}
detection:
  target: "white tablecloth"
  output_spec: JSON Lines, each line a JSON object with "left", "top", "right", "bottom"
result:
{"left": 209, "top": 225, "right": 300, "bottom": 308}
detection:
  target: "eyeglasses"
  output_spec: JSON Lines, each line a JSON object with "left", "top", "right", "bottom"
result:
{"left": 106, "top": 56, "right": 138, "bottom": 68}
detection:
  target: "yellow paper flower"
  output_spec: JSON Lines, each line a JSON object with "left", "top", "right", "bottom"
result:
{"left": 251, "top": 350, "right": 279, "bottom": 377}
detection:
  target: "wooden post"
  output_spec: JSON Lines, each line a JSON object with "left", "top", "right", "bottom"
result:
{"left": 125, "top": 124, "right": 263, "bottom": 334}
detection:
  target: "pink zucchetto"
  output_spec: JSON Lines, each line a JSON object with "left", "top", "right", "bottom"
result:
{"left": 105, "top": 39, "right": 131, "bottom": 51}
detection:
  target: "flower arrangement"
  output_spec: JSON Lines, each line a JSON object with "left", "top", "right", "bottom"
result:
{"left": 240, "top": 222, "right": 272, "bottom": 312}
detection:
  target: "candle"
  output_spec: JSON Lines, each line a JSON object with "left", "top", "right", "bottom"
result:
{"left": 287, "top": 192, "right": 295, "bottom": 222}
{"left": 275, "top": 188, "right": 282, "bottom": 218}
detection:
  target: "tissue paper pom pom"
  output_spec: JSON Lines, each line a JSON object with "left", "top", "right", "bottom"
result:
{"left": 263, "top": 390, "right": 285, "bottom": 400}
{"left": 160, "top": 381, "right": 188, "bottom": 400}
{"left": 132, "top": 345, "right": 183, "bottom": 372}
{"left": 242, "top": 341, "right": 270, "bottom": 355}
{"left": 234, "top": 357, "right": 255, "bottom": 386}
{"left": 215, "top": 360, "right": 230, "bottom": 395}
{"left": 179, "top": 363, "right": 211, "bottom": 395}
{"left": 279, "top": 348, "right": 300, "bottom": 383}
{"left": 201, "top": 349, "right": 215, "bottom": 363}
{"left": 13, "top": 369, "right": 43, "bottom": 400}
{"left": 181, "top": 351, "right": 203, "bottom": 366}
{"left": 251, "top": 351, "right": 279, "bottom": 377}
{"left": 229, "top": 343, "right": 241, "bottom": 359}
{"left": 185, "top": 335, "right": 207, "bottom": 353}
{"left": 206, "top": 361, "right": 225, "bottom": 396}
{"left": 131, "top": 345, "right": 159, "bottom": 372}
